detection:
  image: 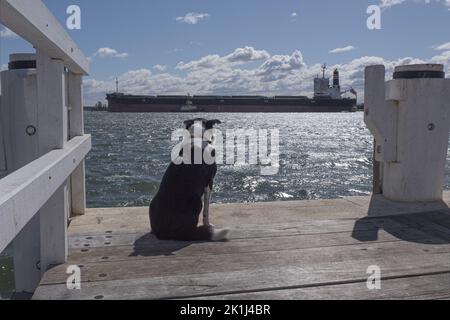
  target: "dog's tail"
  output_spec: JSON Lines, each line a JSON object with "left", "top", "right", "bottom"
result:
{"left": 184, "top": 226, "right": 230, "bottom": 242}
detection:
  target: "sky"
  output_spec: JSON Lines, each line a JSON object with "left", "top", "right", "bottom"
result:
{"left": 1, "top": 0, "right": 450, "bottom": 105}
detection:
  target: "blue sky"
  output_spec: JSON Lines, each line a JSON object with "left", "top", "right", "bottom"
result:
{"left": 1, "top": 0, "right": 450, "bottom": 104}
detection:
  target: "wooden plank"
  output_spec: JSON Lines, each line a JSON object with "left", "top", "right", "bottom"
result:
{"left": 392, "top": 213, "right": 450, "bottom": 241}
{"left": 185, "top": 273, "right": 450, "bottom": 300}
{"left": 67, "top": 213, "right": 447, "bottom": 243}
{"left": 0, "top": 0, "right": 89, "bottom": 75}
{"left": 64, "top": 227, "right": 436, "bottom": 265}
{"left": 66, "top": 212, "right": 400, "bottom": 237}
{"left": 39, "top": 238, "right": 450, "bottom": 285}
{"left": 73, "top": 199, "right": 369, "bottom": 228}
{"left": 33, "top": 257, "right": 450, "bottom": 300}
{"left": 68, "top": 195, "right": 450, "bottom": 236}
{"left": 66, "top": 217, "right": 433, "bottom": 249}
{"left": 365, "top": 195, "right": 450, "bottom": 217}
{"left": 0, "top": 135, "right": 91, "bottom": 253}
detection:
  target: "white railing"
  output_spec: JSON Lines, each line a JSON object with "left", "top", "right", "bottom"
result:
{"left": 0, "top": 0, "right": 91, "bottom": 293}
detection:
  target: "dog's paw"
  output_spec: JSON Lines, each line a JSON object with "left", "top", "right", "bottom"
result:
{"left": 211, "top": 228, "right": 230, "bottom": 242}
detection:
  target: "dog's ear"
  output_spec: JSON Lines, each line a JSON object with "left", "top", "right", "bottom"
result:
{"left": 206, "top": 119, "right": 221, "bottom": 129}
{"left": 184, "top": 120, "right": 195, "bottom": 129}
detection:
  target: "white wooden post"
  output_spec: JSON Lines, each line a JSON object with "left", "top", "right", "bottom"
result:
{"left": 68, "top": 73, "right": 86, "bottom": 216}
{"left": 39, "top": 185, "right": 68, "bottom": 273}
{"left": 36, "top": 50, "right": 69, "bottom": 273}
{"left": 1, "top": 54, "right": 42, "bottom": 293}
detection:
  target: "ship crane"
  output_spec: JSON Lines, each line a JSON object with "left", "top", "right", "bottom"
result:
{"left": 341, "top": 87, "right": 358, "bottom": 98}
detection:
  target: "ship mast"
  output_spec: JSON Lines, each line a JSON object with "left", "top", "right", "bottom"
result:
{"left": 116, "top": 78, "right": 119, "bottom": 93}
{"left": 321, "top": 64, "right": 327, "bottom": 79}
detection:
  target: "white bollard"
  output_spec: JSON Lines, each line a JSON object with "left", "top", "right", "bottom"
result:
{"left": 365, "top": 64, "right": 450, "bottom": 202}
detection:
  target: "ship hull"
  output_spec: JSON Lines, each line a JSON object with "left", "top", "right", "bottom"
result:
{"left": 106, "top": 95, "right": 357, "bottom": 113}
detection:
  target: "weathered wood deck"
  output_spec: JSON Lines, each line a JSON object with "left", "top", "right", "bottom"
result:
{"left": 33, "top": 194, "right": 450, "bottom": 300}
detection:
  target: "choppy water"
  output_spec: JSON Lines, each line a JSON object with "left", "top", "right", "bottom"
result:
{"left": 86, "top": 112, "right": 373, "bottom": 207}
{"left": 85, "top": 112, "right": 450, "bottom": 207}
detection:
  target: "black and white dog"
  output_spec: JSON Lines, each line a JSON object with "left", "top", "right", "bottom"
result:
{"left": 149, "top": 119, "right": 229, "bottom": 241}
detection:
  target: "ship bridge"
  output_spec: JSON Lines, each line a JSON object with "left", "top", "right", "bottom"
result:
{"left": 314, "top": 65, "right": 342, "bottom": 99}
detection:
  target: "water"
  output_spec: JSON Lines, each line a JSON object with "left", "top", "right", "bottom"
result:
{"left": 2, "top": 112, "right": 450, "bottom": 297}
{"left": 85, "top": 112, "right": 450, "bottom": 207}
{"left": 0, "top": 248, "right": 14, "bottom": 300}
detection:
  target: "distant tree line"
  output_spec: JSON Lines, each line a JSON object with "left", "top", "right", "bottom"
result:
{"left": 84, "top": 101, "right": 108, "bottom": 112}
{"left": 94, "top": 101, "right": 108, "bottom": 111}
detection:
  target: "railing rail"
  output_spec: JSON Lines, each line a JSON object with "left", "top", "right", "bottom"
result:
{"left": 0, "top": 0, "right": 90, "bottom": 294}
{"left": 0, "top": 135, "right": 91, "bottom": 254}
{"left": 0, "top": 0, "right": 89, "bottom": 75}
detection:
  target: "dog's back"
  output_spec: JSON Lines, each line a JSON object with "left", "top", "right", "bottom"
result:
{"left": 150, "top": 157, "right": 217, "bottom": 241}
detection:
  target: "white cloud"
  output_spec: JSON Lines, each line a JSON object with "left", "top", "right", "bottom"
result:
{"left": 329, "top": 46, "right": 357, "bottom": 54}
{"left": 0, "top": 27, "right": 18, "bottom": 38}
{"left": 176, "top": 46, "right": 270, "bottom": 70}
{"left": 430, "top": 49, "right": 450, "bottom": 65}
{"left": 189, "top": 41, "right": 203, "bottom": 46}
{"left": 380, "top": 0, "right": 450, "bottom": 8}
{"left": 153, "top": 64, "right": 168, "bottom": 72}
{"left": 291, "top": 12, "right": 298, "bottom": 21}
{"left": 434, "top": 41, "right": 450, "bottom": 51}
{"left": 93, "top": 47, "right": 128, "bottom": 59}
{"left": 83, "top": 46, "right": 450, "bottom": 105}
{"left": 256, "top": 50, "right": 306, "bottom": 81}
{"left": 380, "top": 0, "right": 407, "bottom": 7}
{"left": 226, "top": 47, "right": 271, "bottom": 63}
{"left": 176, "top": 12, "right": 210, "bottom": 25}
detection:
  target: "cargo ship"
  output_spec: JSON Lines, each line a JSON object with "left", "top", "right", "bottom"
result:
{"left": 106, "top": 66, "right": 357, "bottom": 113}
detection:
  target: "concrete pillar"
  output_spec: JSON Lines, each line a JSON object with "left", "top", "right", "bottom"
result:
{"left": 365, "top": 64, "right": 450, "bottom": 202}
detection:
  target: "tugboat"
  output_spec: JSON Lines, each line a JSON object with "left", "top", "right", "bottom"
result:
{"left": 179, "top": 94, "right": 198, "bottom": 112}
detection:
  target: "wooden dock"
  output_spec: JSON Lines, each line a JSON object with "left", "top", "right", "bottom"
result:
{"left": 33, "top": 194, "right": 450, "bottom": 300}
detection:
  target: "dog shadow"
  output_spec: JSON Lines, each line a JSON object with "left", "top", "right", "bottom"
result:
{"left": 130, "top": 233, "right": 207, "bottom": 257}
{"left": 351, "top": 195, "right": 450, "bottom": 245}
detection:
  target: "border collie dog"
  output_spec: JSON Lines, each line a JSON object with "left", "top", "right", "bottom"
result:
{"left": 149, "top": 119, "right": 230, "bottom": 241}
